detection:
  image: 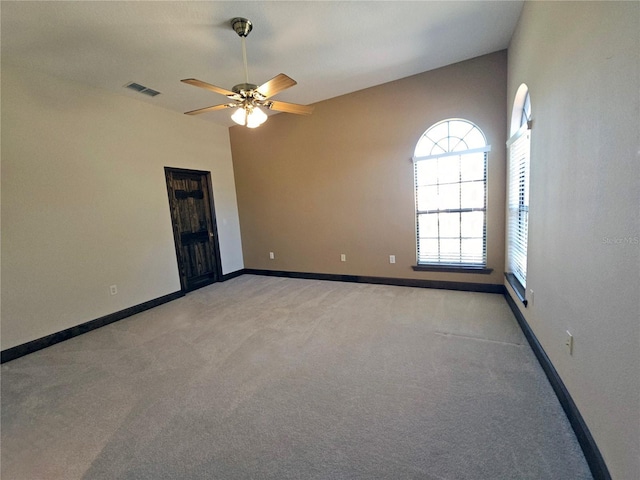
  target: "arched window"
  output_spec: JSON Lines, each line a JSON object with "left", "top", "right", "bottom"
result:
{"left": 413, "top": 119, "right": 490, "bottom": 268}
{"left": 506, "top": 84, "right": 531, "bottom": 302}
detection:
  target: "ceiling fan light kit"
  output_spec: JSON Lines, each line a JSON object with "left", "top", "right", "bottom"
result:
{"left": 181, "top": 17, "right": 313, "bottom": 128}
{"left": 231, "top": 104, "right": 267, "bottom": 128}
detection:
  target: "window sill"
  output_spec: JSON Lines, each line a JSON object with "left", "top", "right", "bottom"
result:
{"left": 505, "top": 272, "right": 528, "bottom": 307}
{"left": 413, "top": 265, "right": 493, "bottom": 275}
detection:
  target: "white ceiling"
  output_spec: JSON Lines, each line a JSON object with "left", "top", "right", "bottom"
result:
{"left": 1, "top": 1, "right": 524, "bottom": 127}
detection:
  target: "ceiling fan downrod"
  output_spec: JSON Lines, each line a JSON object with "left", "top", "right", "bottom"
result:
{"left": 231, "top": 17, "right": 253, "bottom": 86}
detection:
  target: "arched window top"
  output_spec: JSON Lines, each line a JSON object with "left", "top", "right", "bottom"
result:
{"left": 415, "top": 119, "right": 487, "bottom": 158}
{"left": 510, "top": 83, "right": 531, "bottom": 136}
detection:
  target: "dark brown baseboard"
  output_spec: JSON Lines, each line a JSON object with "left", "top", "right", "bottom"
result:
{"left": 1, "top": 290, "right": 185, "bottom": 363}
{"left": 243, "top": 268, "right": 506, "bottom": 293}
{"left": 1, "top": 269, "right": 248, "bottom": 363}
{"left": 503, "top": 292, "right": 611, "bottom": 480}
{"left": 221, "top": 269, "right": 245, "bottom": 282}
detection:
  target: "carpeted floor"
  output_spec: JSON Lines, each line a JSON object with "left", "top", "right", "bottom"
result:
{"left": 1, "top": 275, "right": 592, "bottom": 479}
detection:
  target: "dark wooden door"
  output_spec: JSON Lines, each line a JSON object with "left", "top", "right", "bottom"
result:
{"left": 165, "top": 167, "right": 222, "bottom": 292}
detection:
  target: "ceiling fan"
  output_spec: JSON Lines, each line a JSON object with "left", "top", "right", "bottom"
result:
{"left": 181, "top": 17, "right": 313, "bottom": 128}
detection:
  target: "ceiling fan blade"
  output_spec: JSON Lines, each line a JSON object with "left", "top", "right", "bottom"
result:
{"left": 181, "top": 78, "right": 235, "bottom": 97}
{"left": 184, "top": 104, "right": 234, "bottom": 115}
{"left": 267, "top": 100, "right": 314, "bottom": 115}
{"left": 256, "top": 74, "right": 297, "bottom": 99}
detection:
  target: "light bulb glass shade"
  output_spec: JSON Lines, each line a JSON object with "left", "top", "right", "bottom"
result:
{"left": 231, "top": 107, "right": 247, "bottom": 125}
{"left": 246, "top": 106, "right": 267, "bottom": 128}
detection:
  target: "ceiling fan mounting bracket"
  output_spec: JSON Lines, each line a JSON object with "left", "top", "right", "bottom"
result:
{"left": 231, "top": 17, "right": 253, "bottom": 38}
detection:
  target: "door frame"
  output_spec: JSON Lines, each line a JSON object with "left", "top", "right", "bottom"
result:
{"left": 164, "top": 166, "right": 223, "bottom": 292}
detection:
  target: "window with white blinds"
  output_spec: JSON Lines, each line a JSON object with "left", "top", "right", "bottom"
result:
{"left": 506, "top": 85, "right": 531, "bottom": 293}
{"left": 507, "top": 127, "right": 530, "bottom": 287}
{"left": 413, "top": 119, "right": 490, "bottom": 267}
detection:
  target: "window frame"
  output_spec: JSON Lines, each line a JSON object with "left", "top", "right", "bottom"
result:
{"left": 505, "top": 86, "right": 531, "bottom": 305}
{"left": 412, "top": 119, "right": 492, "bottom": 274}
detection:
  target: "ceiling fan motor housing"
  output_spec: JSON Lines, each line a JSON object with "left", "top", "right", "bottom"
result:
{"left": 232, "top": 83, "right": 258, "bottom": 94}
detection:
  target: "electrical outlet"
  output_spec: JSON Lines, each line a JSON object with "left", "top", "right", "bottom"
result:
{"left": 109, "top": 285, "right": 118, "bottom": 296}
{"left": 269, "top": 252, "right": 275, "bottom": 260}
{"left": 389, "top": 255, "right": 396, "bottom": 264}
{"left": 340, "top": 254, "right": 346, "bottom": 262}
{"left": 566, "top": 331, "right": 574, "bottom": 355}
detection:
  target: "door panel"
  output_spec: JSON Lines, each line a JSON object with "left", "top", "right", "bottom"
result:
{"left": 165, "top": 168, "right": 221, "bottom": 291}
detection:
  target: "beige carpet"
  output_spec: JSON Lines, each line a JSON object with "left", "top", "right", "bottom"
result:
{"left": 1, "top": 275, "right": 591, "bottom": 479}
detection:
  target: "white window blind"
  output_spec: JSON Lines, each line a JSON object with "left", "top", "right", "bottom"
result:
{"left": 507, "top": 128, "right": 530, "bottom": 287}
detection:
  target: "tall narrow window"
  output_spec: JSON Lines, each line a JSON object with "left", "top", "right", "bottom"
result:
{"left": 413, "top": 119, "right": 490, "bottom": 268}
{"left": 506, "top": 85, "right": 531, "bottom": 301}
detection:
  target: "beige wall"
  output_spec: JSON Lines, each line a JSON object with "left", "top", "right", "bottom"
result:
{"left": 1, "top": 64, "right": 243, "bottom": 351}
{"left": 231, "top": 51, "right": 507, "bottom": 285}
{"left": 506, "top": 2, "right": 639, "bottom": 478}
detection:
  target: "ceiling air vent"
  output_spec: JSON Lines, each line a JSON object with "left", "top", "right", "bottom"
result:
{"left": 124, "top": 82, "right": 161, "bottom": 97}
